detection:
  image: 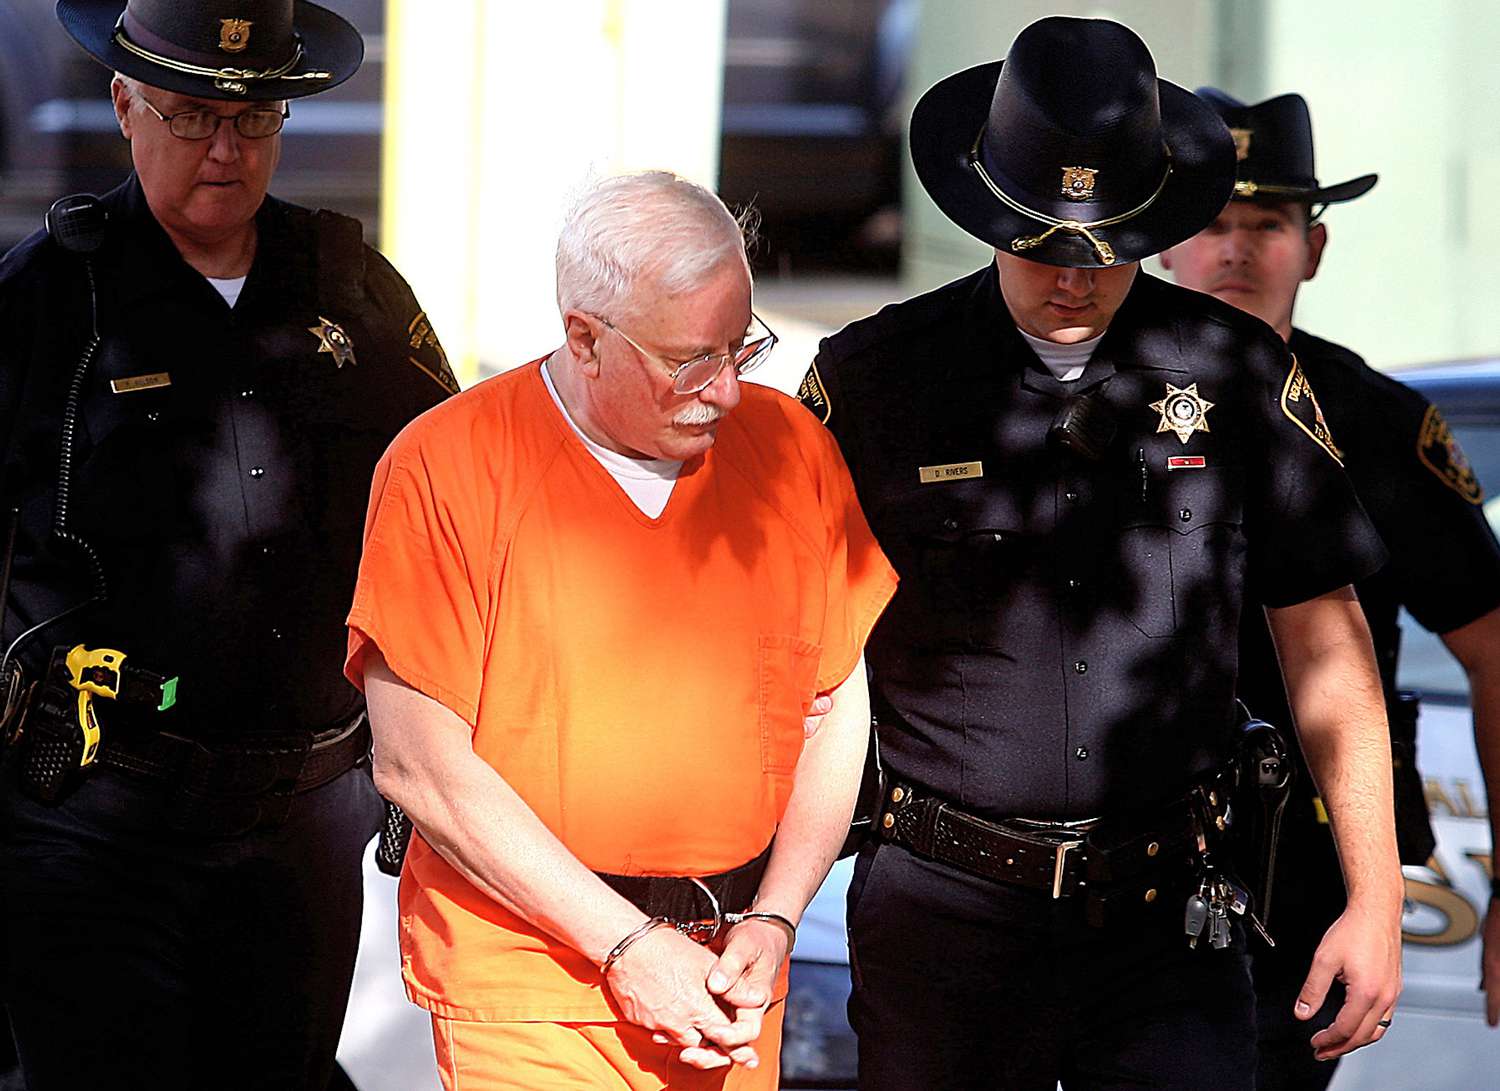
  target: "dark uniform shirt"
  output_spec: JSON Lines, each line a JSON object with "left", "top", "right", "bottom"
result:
{"left": 1241, "top": 328, "right": 1500, "bottom": 708}
{"left": 1238, "top": 327, "right": 1500, "bottom": 964}
{"left": 801, "top": 265, "right": 1386, "bottom": 820}
{"left": 0, "top": 175, "right": 457, "bottom": 739}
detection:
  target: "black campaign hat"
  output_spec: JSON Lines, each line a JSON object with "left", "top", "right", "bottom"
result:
{"left": 56, "top": 0, "right": 362, "bottom": 101}
{"left": 909, "top": 16, "right": 1236, "bottom": 269}
{"left": 1196, "top": 88, "right": 1377, "bottom": 207}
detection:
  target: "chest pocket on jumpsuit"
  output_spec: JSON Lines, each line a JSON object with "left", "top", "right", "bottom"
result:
{"left": 879, "top": 484, "right": 1028, "bottom": 650}
{"left": 1116, "top": 465, "right": 1244, "bottom": 638}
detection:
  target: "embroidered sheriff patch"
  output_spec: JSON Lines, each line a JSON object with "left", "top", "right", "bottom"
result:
{"left": 406, "top": 312, "right": 459, "bottom": 393}
{"left": 309, "top": 316, "right": 356, "bottom": 369}
{"left": 797, "top": 362, "right": 831, "bottom": 424}
{"left": 1279, "top": 355, "right": 1343, "bottom": 465}
{"left": 1149, "top": 382, "right": 1214, "bottom": 445}
{"left": 1417, "top": 404, "right": 1483, "bottom": 504}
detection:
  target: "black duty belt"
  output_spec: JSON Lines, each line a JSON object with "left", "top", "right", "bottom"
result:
{"left": 596, "top": 841, "right": 772, "bottom": 925}
{"left": 881, "top": 782, "right": 1226, "bottom": 922}
{"left": 98, "top": 712, "right": 371, "bottom": 836}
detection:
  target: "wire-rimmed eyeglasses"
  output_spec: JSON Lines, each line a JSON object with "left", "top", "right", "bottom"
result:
{"left": 596, "top": 312, "right": 778, "bottom": 395}
{"left": 136, "top": 92, "right": 289, "bottom": 140}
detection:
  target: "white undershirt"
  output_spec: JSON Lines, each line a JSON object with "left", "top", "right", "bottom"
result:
{"left": 541, "top": 361, "right": 682, "bottom": 518}
{"left": 1019, "top": 328, "right": 1104, "bottom": 382}
{"left": 206, "top": 275, "right": 247, "bottom": 307}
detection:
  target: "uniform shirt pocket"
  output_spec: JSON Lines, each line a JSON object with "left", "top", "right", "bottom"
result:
{"left": 758, "top": 634, "right": 822, "bottom": 774}
{"left": 876, "top": 484, "right": 1028, "bottom": 649}
{"left": 1117, "top": 467, "right": 1244, "bottom": 638}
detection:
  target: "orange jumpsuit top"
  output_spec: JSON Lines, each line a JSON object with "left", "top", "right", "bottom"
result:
{"left": 345, "top": 359, "right": 897, "bottom": 1021}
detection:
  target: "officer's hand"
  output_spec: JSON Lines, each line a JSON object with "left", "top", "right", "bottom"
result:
{"left": 803, "top": 693, "right": 834, "bottom": 738}
{"left": 606, "top": 926, "right": 761, "bottom": 1071}
{"left": 1482, "top": 896, "right": 1500, "bottom": 1026}
{"left": 1297, "top": 903, "right": 1402, "bottom": 1061}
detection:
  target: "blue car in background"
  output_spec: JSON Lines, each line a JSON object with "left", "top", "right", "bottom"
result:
{"left": 777, "top": 358, "right": 1500, "bottom": 1090}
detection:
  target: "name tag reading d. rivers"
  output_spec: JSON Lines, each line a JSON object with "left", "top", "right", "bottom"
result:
{"left": 919, "top": 461, "right": 984, "bottom": 484}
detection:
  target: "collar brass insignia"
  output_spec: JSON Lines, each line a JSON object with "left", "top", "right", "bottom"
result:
{"left": 1060, "top": 166, "right": 1098, "bottom": 201}
{"left": 219, "top": 19, "right": 253, "bottom": 53}
{"left": 1229, "top": 128, "right": 1252, "bottom": 162}
{"left": 309, "top": 316, "right": 356, "bottom": 369}
{"left": 1149, "top": 382, "right": 1214, "bottom": 445}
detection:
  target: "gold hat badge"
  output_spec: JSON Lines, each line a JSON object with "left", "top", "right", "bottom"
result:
{"left": 1060, "top": 166, "right": 1098, "bottom": 201}
{"left": 219, "top": 18, "right": 252, "bottom": 53}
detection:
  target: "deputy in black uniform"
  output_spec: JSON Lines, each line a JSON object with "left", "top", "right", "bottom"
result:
{"left": 0, "top": 3, "right": 457, "bottom": 1089}
{"left": 1161, "top": 90, "right": 1500, "bottom": 1089}
{"left": 800, "top": 18, "right": 1404, "bottom": 1090}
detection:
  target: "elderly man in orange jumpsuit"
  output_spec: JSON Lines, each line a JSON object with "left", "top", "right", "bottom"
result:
{"left": 344, "top": 171, "right": 897, "bottom": 1091}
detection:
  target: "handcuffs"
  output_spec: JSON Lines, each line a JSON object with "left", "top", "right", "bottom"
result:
{"left": 600, "top": 876, "right": 797, "bottom": 975}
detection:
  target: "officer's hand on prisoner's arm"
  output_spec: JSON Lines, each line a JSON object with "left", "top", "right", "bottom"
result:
{"left": 803, "top": 692, "right": 833, "bottom": 738}
{"left": 1483, "top": 900, "right": 1500, "bottom": 1026}
{"left": 1298, "top": 901, "right": 1402, "bottom": 1060}
{"left": 607, "top": 926, "right": 762, "bottom": 1071}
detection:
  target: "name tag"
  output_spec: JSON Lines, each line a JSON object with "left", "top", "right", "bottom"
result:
{"left": 110, "top": 372, "right": 172, "bottom": 394}
{"left": 919, "top": 460, "right": 983, "bottom": 484}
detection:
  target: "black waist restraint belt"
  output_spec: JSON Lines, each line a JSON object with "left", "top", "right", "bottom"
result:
{"left": 596, "top": 841, "right": 774, "bottom": 923}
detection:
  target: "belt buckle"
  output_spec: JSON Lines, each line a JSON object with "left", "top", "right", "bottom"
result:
{"left": 1051, "top": 839, "right": 1085, "bottom": 899}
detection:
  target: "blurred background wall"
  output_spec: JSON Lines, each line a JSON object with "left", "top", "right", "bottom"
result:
{"left": 381, "top": 0, "right": 728, "bottom": 383}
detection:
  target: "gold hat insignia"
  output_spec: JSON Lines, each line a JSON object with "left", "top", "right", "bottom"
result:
{"left": 1060, "top": 166, "right": 1098, "bottom": 201}
{"left": 1229, "top": 128, "right": 1252, "bottom": 162}
{"left": 219, "top": 19, "right": 253, "bottom": 54}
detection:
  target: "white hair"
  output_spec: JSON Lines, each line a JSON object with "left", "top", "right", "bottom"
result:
{"left": 112, "top": 72, "right": 146, "bottom": 110}
{"left": 555, "top": 171, "right": 756, "bottom": 321}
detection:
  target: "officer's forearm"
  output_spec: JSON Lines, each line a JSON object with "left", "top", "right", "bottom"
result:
{"left": 361, "top": 649, "right": 651, "bottom": 966}
{"left": 1267, "top": 589, "right": 1404, "bottom": 912}
{"left": 1441, "top": 606, "right": 1500, "bottom": 862}
{"left": 750, "top": 655, "right": 871, "bottom": 926}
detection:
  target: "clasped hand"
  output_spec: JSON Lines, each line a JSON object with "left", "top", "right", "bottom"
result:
{"left": 605, "top": 917, "right": 793, "bottom": 1070}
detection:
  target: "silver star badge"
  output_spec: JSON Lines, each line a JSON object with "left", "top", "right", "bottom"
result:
{"left": 309, "top": 316, "right": 357, "bottom": 369}
{"left": 1149, "top": 382, "right": 1214, "bottom": 445}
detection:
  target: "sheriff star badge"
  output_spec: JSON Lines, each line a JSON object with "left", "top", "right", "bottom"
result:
{"left": 309, "top": 316, "right": 357, "bottom": 369}
{"left": 1150, "top": 382, "right": 1214, "bottom": 445}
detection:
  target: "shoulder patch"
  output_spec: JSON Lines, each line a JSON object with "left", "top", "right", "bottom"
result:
{"left": 1280, "top": 354, "right": 1344, "bottom": 465}
{"left": 1416, "top": 404, "right": 1483, "bottom": 504}
{"left": 797, "top": 361, "right": 831, "bottom": 424}
{"left": 406, "top": 311, "right": 460, "bottom": 394}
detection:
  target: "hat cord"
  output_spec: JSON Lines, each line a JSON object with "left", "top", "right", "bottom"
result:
{"left": 967, "top": 135, "right": 1174, "bottom": 265}
{"left": 112, "top": 16, "right": 331, "bottom": 96}
{"left": 1233, "top": 180, "right": 1307, "bottom": 199}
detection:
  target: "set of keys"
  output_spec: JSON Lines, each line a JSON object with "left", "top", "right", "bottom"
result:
{"left": 1183, "top": 868, "right": 1274, "bottom": 950}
